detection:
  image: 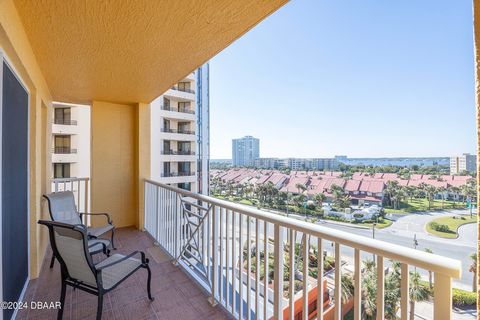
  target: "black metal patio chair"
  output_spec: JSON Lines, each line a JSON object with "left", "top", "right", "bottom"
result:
{"left": 38, "top": 220, "right": 154, "bottom": 320}
{"left": 43, "top": 191, "right": 116, "bottom": 267}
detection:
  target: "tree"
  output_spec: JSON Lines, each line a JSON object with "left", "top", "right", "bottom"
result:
{"left": 409, "top": 272, "right": 430, "bottom": 320}
{"left": 385, "top": 181, "right": 402, "bottom": 209}
{"left": 419, "top": 183, "right": 436, "bottom": 210}
{"left": 331, "top": 184, "right": 350, "bottom": 210}
{"left": 469, "top": 252, "right": 477, "bottom": 292}
{"left": 424, "top": 248, "right": 433, "bottom": 288}
{"left": 313, "top": 193, "right": 326, "bottom": 207}
{"left": 295, "top": 183, "right": 306, "bottom": 195}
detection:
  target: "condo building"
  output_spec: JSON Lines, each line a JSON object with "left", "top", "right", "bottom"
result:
{"left": 51, "top": 102, "right": 91, "bottom": 179}
{"left": 450, "top": 153, "right": 477, "bottom": 175}
{"left": 232, "top": 135, "right": 260, "bottom": 167}
{"left": 150, "top": 64, "right": 210, "bottom": 194}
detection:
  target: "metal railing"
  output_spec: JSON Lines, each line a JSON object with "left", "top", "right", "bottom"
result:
{"left": 161, "top": 128, "right": 195, "bottom": 135}
{"left": 160, "top": 171, "right": 195, "bottom": 177}
{"left": 144, "top": 179, "right": 461, "bottom": 320}
{"left": 51, "top": 177, "right": 90, "bottom": 225}
{"left": 54, "top": 119, "right": 78, "bottom": 125}
{"left": 52, "top": 147, "right": 78, "bottom": 154}
{"left": 162, "top": 150, "right": 195, "bottom": 155}
{"left": 161, "top": 106, "right": 195, "bottom": 114}
{"left": 170, "top": 86, "right": 195, "bottom": 94}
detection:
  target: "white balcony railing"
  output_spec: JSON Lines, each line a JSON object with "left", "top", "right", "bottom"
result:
{"left": 144, "top": 179, "right": 461, "bottom": 320}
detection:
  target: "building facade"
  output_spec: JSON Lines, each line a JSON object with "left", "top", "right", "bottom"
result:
{"left": 51, "top": 102, "right": 91, "bottom": 179}
{"left": 232, "top": 135, "right": 260, "bottom": 167}
{"left": 450, "top": 153, "right": 477, "bottom": 175}
{"left": 150, "top": 64, "right": 210, "bottom": 194}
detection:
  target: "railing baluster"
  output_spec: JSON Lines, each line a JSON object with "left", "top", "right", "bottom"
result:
{"left": 317, "top": 238, "right": 324, "bottom": 320}
{"left": 232, "top": 210, "right": 237, "bottom": 316}
{"left": 84, "top": 179, "right": 89, "bottom": 225}
{"left": 354, "top": 249, "right": 361, "bottom": 320}
{"left": 264, "top": 221, "right": 269, "bottom": 320}
{"left": 434, "top": 273, "right": 452, "bottom": 320}
{"left": 255, "top": 218, "right": 260, "bottom": 319}
{"left": 226, "top": 209, "right": 230, "bottom": 309}
{"left": 239, "top": 213, "right": 244, "bottom": 319}
{"left": 247, "top": 217, "right": 252, "bottom": 320}
{"left": 210, "top": 205, "right": 218, "bottom": 306}
{"left": 334, "top": 243, "right": 341, "bottom": 320}
{"left": 289, "top": 229, "right": 295, "bottom": 320}
{"left": 273, "top": 224, "right": 284, "bottom": 320}
{"left": 220, "top": 207, "right": 224, "bottom": 305}
{"left": 376, "top": 256, "right": 384, "bottom": 320}
{"left": 400, "top": 263, "right": 409, "bottom": 320}
{"left": 302, "top": 234, "right": 309, "bottom": 320}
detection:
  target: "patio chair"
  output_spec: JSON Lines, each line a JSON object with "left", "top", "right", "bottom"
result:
{"left": 38, "top": 220, "right": 153, "bottom": 320}
{"left": 43, "top": 191, "right": 116, "bottom": 248}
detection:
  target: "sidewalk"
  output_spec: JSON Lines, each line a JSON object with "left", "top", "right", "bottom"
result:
{"left": 413, "top": 300, "right": 476, "bottom": 320}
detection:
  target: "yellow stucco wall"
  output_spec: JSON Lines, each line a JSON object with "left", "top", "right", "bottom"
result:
{"left": 0, "top": 0, "right": 52, "bottom": 279}
{"left": 137, "top": 103, "right": 151, "bottom": 230}
{"left": 91, "top": 101, "right": 138, "bottom": 228}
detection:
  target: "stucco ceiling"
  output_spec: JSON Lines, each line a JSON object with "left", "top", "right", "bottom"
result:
{"left": 14, "top": 0, "right": 287, "bottom": 104}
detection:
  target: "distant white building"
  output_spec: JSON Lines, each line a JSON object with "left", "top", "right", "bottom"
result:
{"left": 232, "top": 135, "right": 259, "bottom": 167}
{"left": 450, "top": 153, "right": 476, "bottom": 175}
{"left": 51, "top": 102, "right": 90, "bottom": 179}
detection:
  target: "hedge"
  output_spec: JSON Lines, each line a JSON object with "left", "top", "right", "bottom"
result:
{"left": 452, "top": 288, "right": 477, "bottom": 306}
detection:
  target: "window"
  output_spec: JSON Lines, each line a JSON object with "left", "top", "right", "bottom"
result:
{"left": 163, "top": 140, "right": 171, "bottom": 154}
{"left": 178, "top": 122, "right": 190, "bottom": 133}
{"left": 178, "top": 101, "right": 191, "bottom": 112}
{"left": 177, "top": 82, "right": 191, "bottom": 92}
{"left": 54, "top": 135, "right": 71, "bottom": 153}
{"left": 163, "top": 162, "right": 170, "bottom": 176}
{"left": 178, "top": 162, "right": 191, "bottom": 174}
{"left": 178, "top": 183, "right": 191, "bottom": 191}
{"left": 54, "top": 163, "right": 70, "bottom": 178}
{"left": 54, "top": 107, "right": 71, "bottom": 125}
{"left": 163, "top": 97, "right": 170, "bottom": 109}
{"left": 178, "top": 141, "right": 191, "bottom": 153}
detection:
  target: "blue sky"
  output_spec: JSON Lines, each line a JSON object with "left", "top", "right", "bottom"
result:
{"left": 209, "top": 0, "right": 475, "bottom": 159}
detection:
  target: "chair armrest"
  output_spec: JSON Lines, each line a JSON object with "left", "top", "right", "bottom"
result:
{"left": 88, "top": 241, "right": 109, "bottom": 255}
{"left": 96, "top": 251, "right": 147, "bottom": 272}
{"left": 79, "top": 212, "right": 113, "bottom": 224}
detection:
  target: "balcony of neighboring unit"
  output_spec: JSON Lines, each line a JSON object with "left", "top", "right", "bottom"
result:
{"left": 158, "top": 171, "right": 196, "bottom": 184}
{"left": 52, "top": 119, "right": 79, "bottom": 135}
{"left": 160, "top": 149, "right": 196, "bottom": 162}
{"left": 164, "top": 87, "right": 196, "bottom": 101}
{"left": 184, "top": 72, "right": 195, "bottom": 81}
{"left": 51, "top": 147, "right": 78, "bottom": 163}
{"left": 160, "top": 106, "right": 196, "bottom": 121}
{"left": 160, "top": 128, "right": 196, "bottom": 141}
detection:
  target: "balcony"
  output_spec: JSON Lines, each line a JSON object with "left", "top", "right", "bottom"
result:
{"left": 52, "top": 147, "right": 77, "bottom": 154}
{"left": 162, "top": 106, "right": 195, "bottom": 115}
{"left": 17, "top": 226, "right": 230, "bottom": 320}
{"left": 171, "top": 86, "right": 195, "bottom": 94}
{"left": 54, "top": 119, "right": 78, "bottom": 125}
{"left": 162, "top": 150, "right": 195, "bottom": 155}
{"left": 161, "top": 171, "right": 195, "bottom": 177}
{"left": 143, "top": 180, "right": 462, "bottom": 320}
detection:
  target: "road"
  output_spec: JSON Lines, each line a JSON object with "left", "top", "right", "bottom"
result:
{"left": 224, "top": 207, "right": 475, "bottom": 290}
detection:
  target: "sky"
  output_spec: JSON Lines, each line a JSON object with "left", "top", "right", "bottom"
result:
{"left": 209, "top": 0, "right": 476, "bottom": 159}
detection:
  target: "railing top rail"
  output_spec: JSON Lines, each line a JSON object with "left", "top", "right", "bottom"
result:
{"left": 145, "top": 179, "right": 462, "bottom": 278}
{"left": 52, "top": 177, "right": 89, "bottom": 182}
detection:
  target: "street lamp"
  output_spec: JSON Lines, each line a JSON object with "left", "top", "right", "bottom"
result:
{"left": 413, "top": 233, "right": 419, "bottom": 272}
{"left": 372, "top": 223, "right": 377, "bottom": 261}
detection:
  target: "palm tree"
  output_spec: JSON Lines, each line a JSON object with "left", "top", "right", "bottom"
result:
{"left": 419, "top": 183, "right": 436, "bottom": 210}
{"left": 448, "top": 186, "right": 460, "bottom": 207}
{"left": 424, "top": 248, "right": 433, "bottom": 288}
{"left": 385, "top": 181, "right": 401, "bottom": 209}
{"left": 409, "top": 272, "right": 430, "bottom": 320}
{"left": 313, "top": 193, "right": 326, "bottom": 207}
{"left": 295, "top": 183, "right": 306, "bottom": 195}
{"left": 469, "top": 253, "right": 477, "bottom": 292}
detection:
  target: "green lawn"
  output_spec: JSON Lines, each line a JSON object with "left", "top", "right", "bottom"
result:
{"left": 384, "top": 198, "right": 466, "bottom": 214}
{"left": 425, "top": 215, "right": 476, "bottom": 239}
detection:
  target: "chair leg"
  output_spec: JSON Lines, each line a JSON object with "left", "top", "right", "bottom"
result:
{"left": 110, "top": 228, "right": 117, "bottom": 250}
{"left": 96, "top": 293, "right": 103, "bottom": 320}
{"left": 146, "top": 263, "right": 154, "bottom": 301}
{"left": 57, "top": 277, "right": 66, "bottom": 320}
{"left": 50, "top": 254, "right": 55, "bottom": 269}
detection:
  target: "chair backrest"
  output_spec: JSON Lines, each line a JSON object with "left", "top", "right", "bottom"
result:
{"left": 43, "top": 191, "right": 82, "bottom": 225}
{"left": 38, "top": 220, "right": 98, "bottom": 288}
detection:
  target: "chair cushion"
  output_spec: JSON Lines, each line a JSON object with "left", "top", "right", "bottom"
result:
{"left": 87, "top": 224, "right": 114, "bottom": 238}
{"left": 96, "top": 254, "right": 142, "bottom": 290}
